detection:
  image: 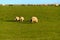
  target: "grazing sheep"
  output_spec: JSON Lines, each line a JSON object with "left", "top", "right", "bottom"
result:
{"left": 15, "top": 16, "right": 20, "bottom": 21}
{"left": 55, "top": 4, "right": 59, "bottom": 6}
{"left": 2, "top": 4, "right": 6, "bottom": 6}
{"left": 20, "top": 16, "right": 24, "bottom": 22}
{"left": 31, "top": 16, "right": 38, "bottom": 23}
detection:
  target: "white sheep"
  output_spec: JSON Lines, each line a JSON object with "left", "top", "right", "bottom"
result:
{"left": 31, "top": 16, "right": 38, "bottom": 23}
{"left": 20, "top": 16, "right": 24, "bottom": 22}
{"left": 55, "top": 4, "right": 59, "bottom": 6}
{"left": 15, "top": 16, "right": 20, "bottom": 21}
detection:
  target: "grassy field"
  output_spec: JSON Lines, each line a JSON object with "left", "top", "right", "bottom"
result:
{"left": 0, "top": 5, "right": 60, "bottom": 40}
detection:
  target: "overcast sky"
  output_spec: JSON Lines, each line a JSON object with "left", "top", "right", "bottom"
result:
{"left": 0, "top": 0, "right": 60, "bottom": 4}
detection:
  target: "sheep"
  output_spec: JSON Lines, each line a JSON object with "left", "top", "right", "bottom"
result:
{"left": 15, "top": 16, "right": 20, "bottom": 21}
{"left": 2, "top": 4, "right": 6, "bottom": 6}
{"left": 19, "top": 16, "right": 24, "bottom": 22}
{"left": 55, "top": 4, "right": 59, "bottom": 6}
{"left": 31, "top": 16, "right": 38, "bottom": 23}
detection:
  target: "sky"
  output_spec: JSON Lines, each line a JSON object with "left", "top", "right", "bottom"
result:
{"left": 0, "top": 0, "right": 60, "bottom": 4}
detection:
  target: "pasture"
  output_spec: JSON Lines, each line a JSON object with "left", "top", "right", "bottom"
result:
{"left": 0, "top": 5, "right": 60, "bottom": 40}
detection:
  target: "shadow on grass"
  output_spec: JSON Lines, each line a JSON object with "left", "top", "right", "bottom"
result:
{"left": 5, "top": 20, "right": 16, "bottom": 22}
{"left": 0, "top": 18, "right": 38, "bottom": 24}
{"left": 5, "top": 19, "right": 32, "bottom": 24}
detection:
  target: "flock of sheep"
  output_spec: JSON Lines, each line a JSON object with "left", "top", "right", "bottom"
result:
{"left": 15, "top": 16, "right": 38, "bottom": 23}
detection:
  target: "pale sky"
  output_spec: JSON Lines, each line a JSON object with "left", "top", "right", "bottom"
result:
{"left": 0, "top": 0, "right": 60, "bottom": 4}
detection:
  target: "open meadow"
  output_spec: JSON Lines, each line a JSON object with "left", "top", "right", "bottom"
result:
{"left": 0, "top": 5, "right": 60, "bottom": 40}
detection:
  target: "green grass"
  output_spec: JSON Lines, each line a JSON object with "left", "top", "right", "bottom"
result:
{"left": 0, "top": 5, "right": 60, "bottom": 40}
